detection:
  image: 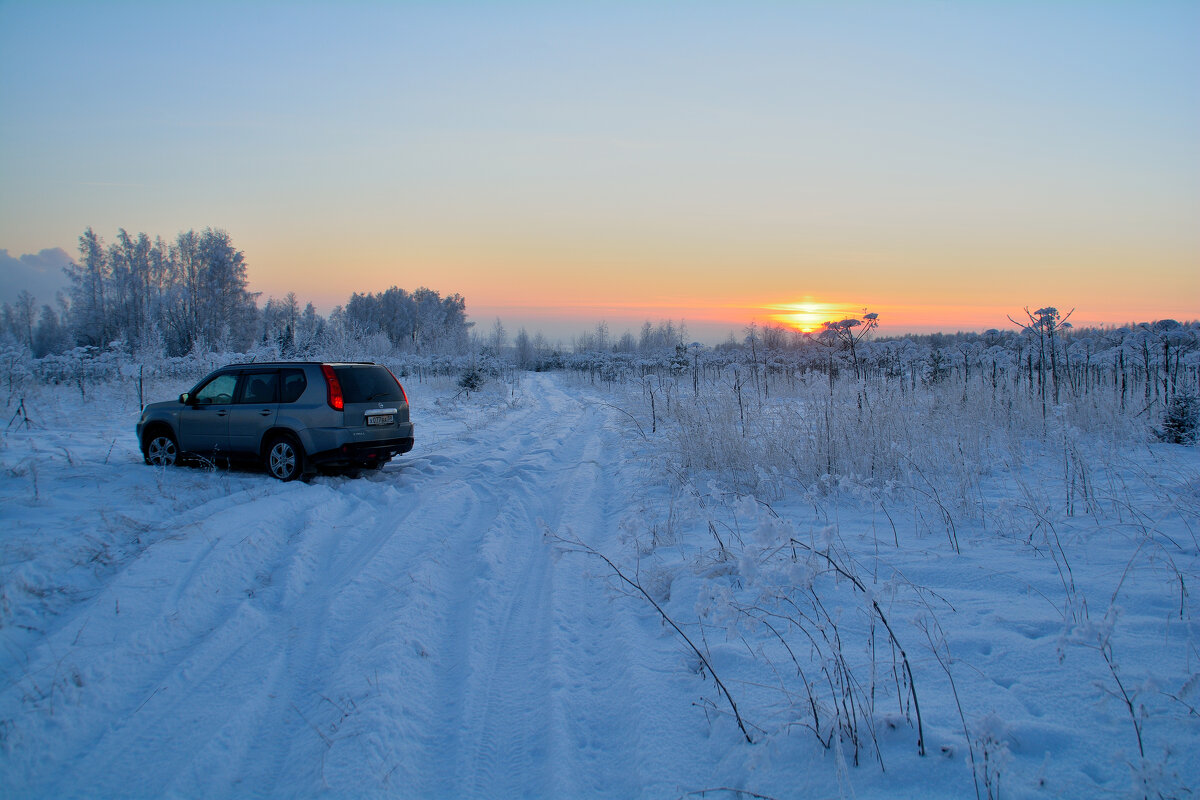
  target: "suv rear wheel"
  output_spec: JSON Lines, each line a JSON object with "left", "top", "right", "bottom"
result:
{"left": 266, "top": 434, "right": 304, "bottom": 481}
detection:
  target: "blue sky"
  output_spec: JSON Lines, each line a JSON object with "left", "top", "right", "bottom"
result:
{"left": 2, "top": 1, "right": 1197, "bottom": 338}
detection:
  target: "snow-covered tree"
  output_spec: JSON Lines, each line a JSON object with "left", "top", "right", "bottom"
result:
{"left": 65, "top": 228, "right": 111, "bottom": 347}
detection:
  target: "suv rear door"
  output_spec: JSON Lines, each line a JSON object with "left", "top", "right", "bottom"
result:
{"left": 228, "top": 369, "right": 280, "bottom": 454}
{"left": 334, "top": 364, "right": 407, "bottom": 435}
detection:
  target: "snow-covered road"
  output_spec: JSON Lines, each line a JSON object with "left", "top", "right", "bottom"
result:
{"left": 5, "top": 371, "right": 1199, "bottom": 799}
{"left": 1, "top": 374, "right": 731, "bottom": 798}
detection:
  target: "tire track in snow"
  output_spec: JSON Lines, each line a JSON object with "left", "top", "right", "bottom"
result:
{"left": 40, "top": 481, "right": 440, "bottom": 796}
{"left": 453, "top": 395, "right": 594, "bottom": 797}
{"left": 456, "top": 375, "right": 659, "bottom": 799}
{"left": 225, "top": 373, "right": 636, "bottom": 797}
{"left": 6, "top": 373, "right": 659, "bottom": 799}
{"left": 387, "top": 375, "right": 593, "bottom": 796}
{"left": 385, "top": 373, "right": 651, "bottom": 799}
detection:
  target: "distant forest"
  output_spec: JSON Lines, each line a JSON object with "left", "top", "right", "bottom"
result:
{"left": 0, "top": 227, "right": 471, "bottom": 358}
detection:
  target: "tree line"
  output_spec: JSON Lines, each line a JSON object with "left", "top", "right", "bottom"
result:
{"left": 3, "top": 229, "right": 1196, "bottom": 428}
{"left": 550, "top": 310, "right": 1199, "bottom": 420}
{"left": 0, "top": 227, "right": 472, "bottom": 358}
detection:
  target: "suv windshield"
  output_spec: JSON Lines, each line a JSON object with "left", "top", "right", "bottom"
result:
{"left": 335, "top": 365, "right": 403, "bottom": 403}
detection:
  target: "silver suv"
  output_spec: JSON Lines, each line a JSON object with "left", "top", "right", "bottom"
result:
{"left": 136, "top": 361, "right": 415, "bottom": 480}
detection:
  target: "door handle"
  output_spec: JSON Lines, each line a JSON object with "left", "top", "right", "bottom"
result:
{"left": 259, "top": 410, "right": 272, "bottom": 416}
{"left": 216, "top": 410, "right": 228, "bottom": 417}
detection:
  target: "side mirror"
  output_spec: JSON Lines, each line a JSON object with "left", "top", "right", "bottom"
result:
{"left": 179, "top": 392, "right": 191, "bottom": 405}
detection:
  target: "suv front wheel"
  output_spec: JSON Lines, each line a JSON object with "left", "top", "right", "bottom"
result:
{"left": 266, "top": 435, "right": 305, "bottom": 481}
{"left": 143, "top": 429, "right": 179, "bottom": 467}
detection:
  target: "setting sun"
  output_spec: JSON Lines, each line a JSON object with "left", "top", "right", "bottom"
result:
{"left": 768, "top": 301, "right": 857, "bottom": 334}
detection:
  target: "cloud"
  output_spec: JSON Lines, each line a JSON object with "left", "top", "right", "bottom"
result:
{"left": 0, "top": 248, "right": 73, "bottom": 307}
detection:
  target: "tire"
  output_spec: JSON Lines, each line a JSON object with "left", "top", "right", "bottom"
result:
{"left": 265, "top": 435, "right": 304, "bottom": 482}
{"left": 143, "top": 429, "right": 179, "bottom": 467}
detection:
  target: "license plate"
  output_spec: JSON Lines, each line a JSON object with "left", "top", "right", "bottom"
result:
{"left": 367, "top": 414, "right": 394, "bottom": 426}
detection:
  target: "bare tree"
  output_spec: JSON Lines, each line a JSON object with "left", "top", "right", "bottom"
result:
{"left": 1009, "top": 306, "right": 1073, "bottom": 417}
{"left": 819, "top": 311, "right": 879, "bottom": 380}
{"left": 13, "top": 290, "right": 36, "bottom": 349}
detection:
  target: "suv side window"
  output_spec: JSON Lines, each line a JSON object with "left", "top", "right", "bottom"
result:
{"left": 193, "top": 373, "right": 238, "bottom": 405}
{"left": 237, "top": 371, "right": 279, "bottom": 404}
{"left": 280, "top": 369, "right": 307, "bottom": 403}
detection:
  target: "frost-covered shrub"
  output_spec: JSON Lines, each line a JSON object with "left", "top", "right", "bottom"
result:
{"left": 1156, "top": 392, "right": 1198, "bottom": 444}
{"left": 458, "top": 367, "right": 485, "bottom": 392}
{"left": 0, "top": 344, "right": 34, "bottom": 397}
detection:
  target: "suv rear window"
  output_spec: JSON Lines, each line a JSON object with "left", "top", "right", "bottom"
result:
{"left": 238, "top": 371, "right": 279, "bottom": 404}
{"left": 334, "top": 365, "right": 403, "bottom": 403}
{"left": 281, "top": 368, "right": 307, "bottom": 403}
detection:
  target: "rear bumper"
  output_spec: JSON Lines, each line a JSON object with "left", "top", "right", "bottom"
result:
{"left": 308, "top": 436, "right": 414, "bottom": 467}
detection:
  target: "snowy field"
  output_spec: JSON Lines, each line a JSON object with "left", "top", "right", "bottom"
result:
{"left": 2, "top": 371, "right": 1198, "bottom": 799}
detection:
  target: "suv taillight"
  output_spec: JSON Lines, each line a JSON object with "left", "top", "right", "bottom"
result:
{"left": 321, "top": 365, "right": 344, "bottom": 410}
{"left": 386, "top": 367, "right": 409, "bottom": 404}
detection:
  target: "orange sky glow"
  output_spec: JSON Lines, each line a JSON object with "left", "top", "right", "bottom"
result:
{"left": 1, "top": 4, "right": 1197, "bottom": 344}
